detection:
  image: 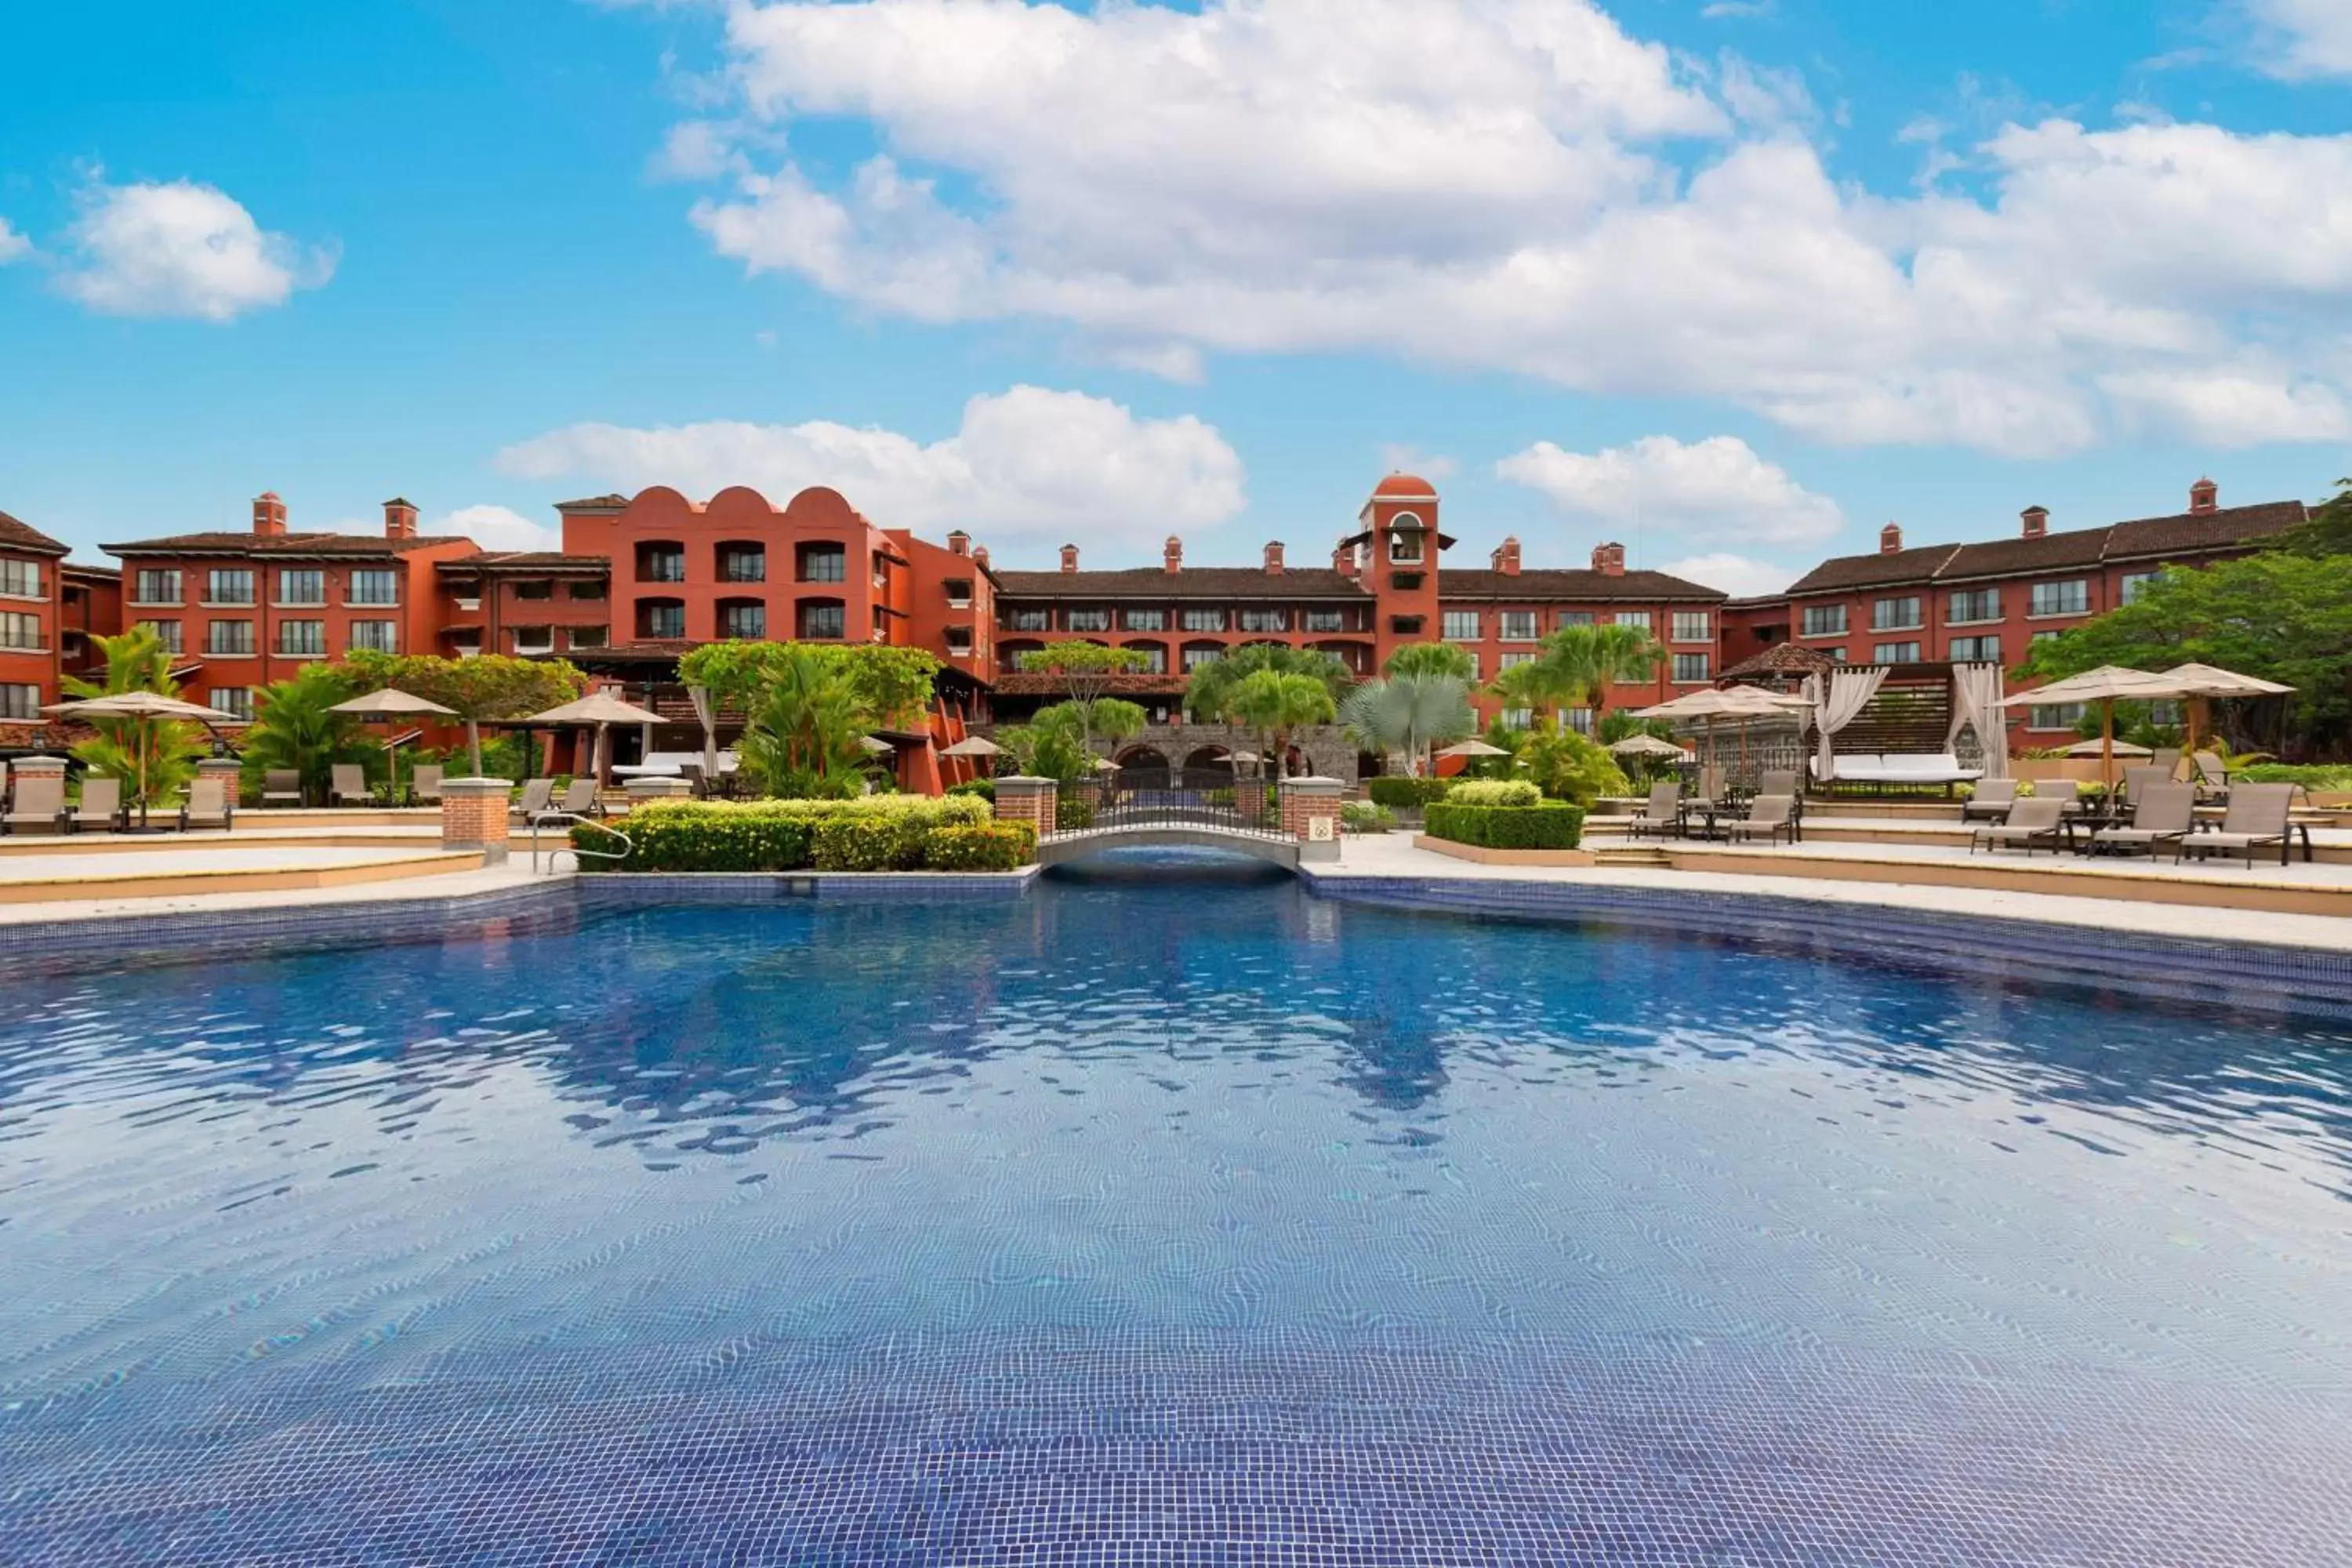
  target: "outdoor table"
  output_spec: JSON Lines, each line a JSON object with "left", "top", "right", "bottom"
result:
{"left": 1678, "top": 801, "right": 1728, "bottom": 842}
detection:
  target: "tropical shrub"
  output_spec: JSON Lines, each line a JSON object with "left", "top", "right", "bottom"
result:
{"left": 1515, "top": 724, "right": 1630, "bottom": 806}
{"left": 2237, "top": 763, "right": 2352, "bottom": 790}
{"left": 679, "top": 641, "right": 942, "bottom": 731}
{"left": 63, "top": 626, "right": 213, "bottom": 810}
{"left": 811, "top": 813, "right": 933, "bottom": 871}
{"left": 1054, "top": 793, "right": 1098, "bottom": 831}
{"left": 923, "top": 821, "right": 1037, "bottom": 870}
{"left": 1366, "top": 776, "right": 1452, "bottom": 809}
{"left": 1340, "top": 800, "right": 1396, "bottom": 834}
{"left": 1444, "top": 779, "right": 1542, "bottom": 807}
{"left": 1424, "top": 801, "right": 1586, "bottom": 850}
{"left": 946, "top": 778, "right": 996, "bottom": 802}
{"left": 1341, "top": 673, "right": 1475, "bottom": 775}
{"left": 579, "top": 796, "right": 990, "bottom": 873}
{"left": 344, "top": 651, "right": 586, "bottom": 775}
{"left": 239, "top": 663, "right": 377, "bottom": 805}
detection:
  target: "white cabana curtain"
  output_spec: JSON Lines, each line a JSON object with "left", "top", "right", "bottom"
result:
{"left": 1811, "top": 667, "right": 1887, "bottom": 780}
{"left": 1946, "top": 662, "right": 2009, "bottom": 779}
{"left": 688, "top": 684, "right": 718, "bottom": 775}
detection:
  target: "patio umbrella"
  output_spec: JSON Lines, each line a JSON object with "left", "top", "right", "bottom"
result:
{"left": 940, "top": 733, "right": 1002, "bottom": 781}
{"left": 45, "top": 691, "right": 238, "bottom": 829}
{"left": 330, "top": 688, "right": 458, "bottom": 801}
{"left": 1436, "top": 739, "right": 1511, "bottom": 759}
{"left": 1606, "top": 734, "right": 1694, "bottom": 759}
{"left": 2000, "top": 666, "right": 2179, "bottom": 792}
{"left": 526, "top": 691, "right": 668, "bottom": 787}
{"left": 857, "top": 735, "right": 895, "bottom": 755}
{"left": 1631, "top": 686, "right": 1795, "bottom": 773}
{"left": 2154, "top": 662, "right": 2293, "bottom": 771}
{"left": 2060, "top": 738, "right": 2153, "bottom": 760}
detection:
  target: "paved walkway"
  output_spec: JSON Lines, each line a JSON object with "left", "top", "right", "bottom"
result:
{"left": 0, "top": 860, "right": 557, "bottom": 925}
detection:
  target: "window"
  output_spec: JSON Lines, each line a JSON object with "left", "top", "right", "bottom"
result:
{"left": 1388, "top": 527, "right": 1424, "bottom": 564}
{"left": 206, "top": 619, "right": 254, "bottom": 655}
{"left": 1068, "top": 609, "right": 1112, "bottom": 633}
{"left": 0, "top": 612, "right": 40, "bottom": 650}
{"left": 1181, "top": 643, "right": 1223, "bottom": 672}
{"left": 1500, "top": 708, "right": 1533, "bottom": 730}
{"left": 1823, "top": 647, "right": 1846, "bottom": 664}
{"left": 1441, "top": 610, "right": 1480, "bottom": 641}
{"left": 2031, "top": 629, "right": 2062, "bottom": 644}
{"left": 208, "top": 688, "right": 253, "bottom": 722}
{"left": 1007, "top": 608, "right": 1051, "bottom": 632}
{"left": 0, "top": 684, "right": 38, "bottom": 720}
{"left": 1871, "top": 641, "right": 1922, "bottom": 664}
{"left": 1499, "top": 651, "right": 1537, "bottom": 670}
{"left": 641, "top": 602, "right": 686, "bottom": 640}
{"left": 944, "top": 579, "right": 974, "bottom": 608}
{"left": 1800, "top": 604, "right": 1846, "bottom": 637}
{"left": 1303, "top": 609, "right": 1347, "bottom": 633}
{"left": 1949, "top": 633, "right": 2001, "bottom": 664}
{"left": 797, "top": 600, "right": 845, "bottom": 639}
{"left": 797, "top": 543, "right": 846, "bottom": 583}
{"left": 1671, "top": 611, "right": 1712, "bottom": 643}
{"left": 0, "top": 560, "right": 42, "bottom": 597}
{"left": 1558, "top": 611, "right": 1595, "bottom": 628}
{"left": 567, "top": 626, "right": 608, "bottom": 651}
{"left": 1947, "top": 587, "right": 1999, "bottom": 624}
{"left": 1123, "top": 642, "right": 1167, "bottom": 673}
{"left": 278, "top": 619, "right": 327, "bottom": 656}
{"left": 2030, "top": 579, "right": 2089, "bottom": 617}
{"left": 206, "top": 569, "right": 255, "bottom": 605}
{"left": 718, "top": 546, "right": 766, "bottom": 583}
{"left": 1871, "top": 595, "right": 1922, "bottom": 631}
{"left": 514, "top": 579, "right": 554, "bottom": 601}
{"left": 1563, "top": 706, "right": 1594, "bottom": 735}
{"left": 136, "top": 619, "right": 183, "bottom": 654}
{"left": 511, "top": 625, "right": 555, "bottom": 656}
{"left": 348, "top": 620, "right": 398, "bottom": 654}
{"left": 1181, "top": 608, "right": 1227, "bottom": 632}
{"left": 1240, "top": 608, "right": 1288, "bottom": 633}
{"left": 638, "top": 545, "right": 687, "bottom": 584}
{"left": 348, "top": 569, "right": 398, "bottom": 606}
{"left": 944, "top": 626, "right": 973, "bottom": 655}
{"left": 1671, "top": 652, "right": 1711, "bottom": 683}
{"left": 720, "top": 601, "right": 767, "bottom": 638}
{"left": 276, "top": 569, "right": 325, "bottom": 606}
{"left": 133, "top": 569, "right": 181, "bottom": 605}
{"left": 2028, "top": 702, "right": 2086, "bottom": 731}
{"left": 2120, "top": 571, "right": 2162, "bottom": 604}
{"left": 568, "top": 580, "right": 607, "bottom": 601}
{"left": 1615, "top": 611, "right": 1651, "bottom": 631}
{"left": 1500, "top": 611, "right": 1538, "bottom": 641}
{"left": 1121, "top": 607, "right": 1165, "bottom": 631}
{"left": 1462, "top": 652, "right": 1482, "bottom": 679}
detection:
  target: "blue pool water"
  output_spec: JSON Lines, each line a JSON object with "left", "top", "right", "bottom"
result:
{"left": 3, "top": 858, "right": 2350, "bottom": 1565}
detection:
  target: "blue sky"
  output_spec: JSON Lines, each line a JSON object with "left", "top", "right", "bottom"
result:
{"left": 2, "top": 0, "right": 2347, "bottom": 591}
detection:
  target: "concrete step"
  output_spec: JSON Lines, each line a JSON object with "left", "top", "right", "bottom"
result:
{"left": 1593, "top": 845, "right": 1672, "bottom": 868}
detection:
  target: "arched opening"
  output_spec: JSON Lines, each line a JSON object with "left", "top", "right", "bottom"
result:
{"left": 1114, "top": 744, "right": 1171, "bottom": 771}
{"left": 714, "top": 540, "right": 766, "bottom": 584}
{"left": 1120, "top": 639, "right": 1169, "bottom": 673}
{"left": 1182, "top": 745, "right": 1234, "bottom": 776}
{"left": 715, "top": 597, "right": 766, "bottom": 639}
{"left": 634, "top": 540, "right": 687, "bottom": 583}
{"left": 997, "top": 637, "right": 1045, "bottom": 674}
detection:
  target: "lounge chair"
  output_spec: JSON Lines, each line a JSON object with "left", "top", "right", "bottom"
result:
{"left": 68, "top": 775, "right": 125, "bottom": 833}
{"left": 510, "top": 778, "right": 555, "bottom": 822}
{"left": 178, "top": 776, "right": 234, "bottom": 832}
{"left": 2091, "top": 783, "right": 2194, "bottom": 858}
{"left": 262, "top": 768, "right": 303, "bottom": 808}
{"left": 2151, "top": 746, "right": 2183, "bottom": 782}
{"left": 410, "top": 764, "right": 445, "bottom": 804}
{"left": 554, "top": 779, "right": 604, "bottom": 819}
{"left": 1962, "top": 779, "right": 2018, "bottom": 823}
{"left": 2037, "top": 779, "right": 2082, "bottom": 814}
{"left": 4, "top": 771, "right": 65, "bottom": 834}
{"left": 1724, "top": 793, "right": 1796, "bottom": 846}
{"left": 1628, "top": 782, "right": 1682, "bottom": 840}
{"left": 2191, "top": 752, "right": 2228, "bottom": 798}
{"left": 2178, "top": 782, "right": 2296, "bottom": 868}
{"left": 1968, "top": 796, "right": 2067, "bottom": 856}
{"left": 328, "top": 764, "right": 372, "bottom": 808}
{"left": 1758, "top": 769, "right": 1798, "bottom": 798}
{"left": 2122, "top": 766, "right": 2172, "bottom": 804}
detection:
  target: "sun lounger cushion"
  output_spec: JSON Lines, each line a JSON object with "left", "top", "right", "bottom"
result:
{"left": 1810, "top": 752, "right": 1984, "bottom": 784}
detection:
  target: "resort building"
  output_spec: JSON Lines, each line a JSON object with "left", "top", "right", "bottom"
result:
{"left": 0, "top": 510, "right": 73, "bottom": 725}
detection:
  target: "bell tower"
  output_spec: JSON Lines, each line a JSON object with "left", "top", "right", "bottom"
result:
{"left": 1361, "top": 472, "right": 1444, "bottom": 669}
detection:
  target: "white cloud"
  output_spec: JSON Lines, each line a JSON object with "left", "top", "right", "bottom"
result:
{"left": 2245, "top": 0, "right": 2352, "bottom": 78}
{"left": 433, "top": 504, "right": 567, "bottom": 554}
{"left": 56, "top": 178, "right": 332, "bottom": 321}
{"left": 1378, "top": 444, "right": 1459, "bottom": 481}
{"left": 0, "top": 218, "right": 29, "bottom": 265}
{"left": 654, "top": 0, "right": 2352, "bottom": 456}
{"left": 1496, "top": 434, "right": 1843, "bottom": 546}
{"left": 2099, "top": 368, "right": 2352, "bottom": 447}
{"left": 1657, "top": 551, "right": 1793, "bottom": 597}
{"left": 495, "top": 385, "right": 1246, "bottom": 546}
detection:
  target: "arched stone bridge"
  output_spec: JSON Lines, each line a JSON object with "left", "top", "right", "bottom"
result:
{"left": 997, "top": 768, "right": 1342, "bottom": 873}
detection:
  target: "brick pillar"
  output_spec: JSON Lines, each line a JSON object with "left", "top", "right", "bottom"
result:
{"left": 441, "top": 776, "right": 514, "bottom": 865}
{"left": 993, "top": 775, "right": 1056, "bottom": 837}
{"left": 195, "top": 757, "right": 243, "bottom": 809}
{"left": 1283, "top": 776, "right": 1345, "bottom": 862}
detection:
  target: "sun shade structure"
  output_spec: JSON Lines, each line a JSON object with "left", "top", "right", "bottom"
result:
{"left": 857, "top": 735, "right": 895, "bottom": 756}
{"left": 524, "top": 691, "right": 671, "bottom": 788}
{"left": 331, "top": 688, "right": 462, "bottom": 802}
{"left": 1631, "top": 685, "right": 1801, "bottom": 771}
{"left": 938, "top": 736, "right": 1003, "bottom": 757}
{"left": 2061, "top": 738, "right": 2153, "bottom": 760}
{"left": 45, "top": 691, "right": 241, "bottom": 830}
{"left": 1435, "top": 739, "right": 1512, "bottom": 759}
{"left": 1606, "top": 734, "right": 1694, "bottom": 758}
{"left": 2154, "top": 662, "right": 2295, "bottom": 771}
{"left": 2002, "top": 666, "right": 2182, "bottom": 790}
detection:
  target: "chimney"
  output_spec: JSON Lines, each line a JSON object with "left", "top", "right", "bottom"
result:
{"left": 1492, "top": 536, "right": 1522, "bottom": 576}
{"left": 1590, "top": 541, "right": 1625, "bottom": 577}
{"left": 1060, "top": 543, "right": 1080, "bottom": 573}
{"left": 2190, "top": 477, "right": 2219, "bottom": 515}
{"left": 1163, "top": 535, "right": 1182, "bottom": 575}
{"left": 1264, "top": 540, "right": 1284, "bottom": 575}
{"left": 972, "top": 546, "right": 990, "bottom": 570}
{"left": 252, "top": 491, "right": 288, "bottom": 538}
{"left": 383, "top": 495, "right": 419, "bottom": 539}
{"left": 1334, "top": 538, "right": 1356, "bottom": 579}
{"left": 1879, "top": 521, "right": 1903, "bottom": 554}
{"left": 2020, "top": 505, "right": 2049, "bottom": 539}
{"left": 946, "top": 529, "right": 970, "bottom": 557}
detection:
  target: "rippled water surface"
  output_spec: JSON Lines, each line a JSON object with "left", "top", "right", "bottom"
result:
{"left": 4, "top": 857, "right": 2350, "bottom": 1565}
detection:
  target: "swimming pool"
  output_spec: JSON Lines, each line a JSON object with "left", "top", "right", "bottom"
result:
{"left": 5, "top": 858, "right": 2349, "bottom": 1564}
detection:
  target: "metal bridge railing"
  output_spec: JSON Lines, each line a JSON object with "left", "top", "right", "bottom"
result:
{"left": 1044, "top": 768, "right": 1293, "bottom": 843}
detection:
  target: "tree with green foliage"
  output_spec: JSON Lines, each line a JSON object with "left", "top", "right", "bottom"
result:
{"left": 241, "top": 663, "right": 376, "bottom": 804}
{"left": 1596, "top": 708, "right": 1679, "bottom": 746}
{"left": 2015, "top": 550, "right": 2352, "bottom": 757}
{"left": 63, "top": 626, "right": 212, "bottom": 810}
{"left": 1383, "top": 641, "right": 1476, "bottom": 681}
{"left": 1491, "top": 622, "right": 1663, "bottom": 728}
{"left": 994, "top": 702, "right": 1094, "bottom": 783}
{"left": 1181, "top": 644, "right": 1354, "bottom": 740}
{"left": 1515, "top": 720, "right": 1632, "bottom": 806}
{"left": 1341, "top": 672, "right": 1475, "bottom": 776}
{"left": 736, "top": 644, "right": 877, "bottom": 798}
{"left": 1228, "top": 669, "right": 1337, "bottom": 776}
{"left": 1089, "top": 697, "right": 1149, "bottom": 753}
{"left": 344, "top": 651, "right": 586, "bottom": 775}
{"left": 2276, "top": 478, "right": 2352, "bottom": 558}
{"left": 677, "top": 641, "right": 942, "bottom": 731}
{"left": 1014, "top": 641, "right": 1150, "bottom": 747}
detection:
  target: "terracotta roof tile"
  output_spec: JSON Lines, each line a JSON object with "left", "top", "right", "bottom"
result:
{"left": 1785, "top": 545, "right": 1963, "bottom": 595}
{"left": 99, "top": 530, "right": 473, "bottom": 557}
{"left": 0, "top": 510, "right": 69, "bottom": 556}
{"left": 1439, "top": 568, "right": 1726, "bottom": 602}
{"left": 1786, "top": 499, "right": 2305, "bottom": 597}
{"left": 995, "top": 567, "right": 1372, "bottom": 599}
{"left": 439, "top": 552, "right": 612, "bottom": 570}
{"left": 2100, "top": 500, "right": 2307, "bottom": 559}
{"left": 1720, "top": 642, "right": 1838, "bottom": 681}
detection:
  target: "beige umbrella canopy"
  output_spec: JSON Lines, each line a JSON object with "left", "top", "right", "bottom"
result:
{"left": 938, "top": 735, "right": 1003, "bottom": 757}
{"left": 1607, "top": 734, "right": 1695, "bottom": 758}
{"left": 2001, "top": 666, "right": 2180, "bottom": 790}
{"left": 2155, "top": 663, "right": 2294, "bottom": 771}
{"left": 2062, "top": 738, "right": 2153, "bottom": 760}
{"left": 1436, "top": 739, "right": 1512, "bottom": 759}
{"left": 857, "top": 735, "right": 895, "bottom": 756}
{"left": 45, "top": 691, "right": 240, "bottom": 827}
{"left": 330, "top": 688, "right": 459, "bottom": 799}
{"left": 1631, "top": 685, "right": 1798, "bottom": 771}
{"left": 526, "top": 691, "right": 670, "bottom": 786}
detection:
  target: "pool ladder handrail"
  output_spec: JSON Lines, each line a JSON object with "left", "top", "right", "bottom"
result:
{"left": 528, "top": 809, "right": 632, "bottom": 874}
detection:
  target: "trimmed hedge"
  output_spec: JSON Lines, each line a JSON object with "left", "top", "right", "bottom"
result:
{"left": 578, "top": 795, "right": 996, "bottom": 873}
{"left": 1424, "top": 801, "right": 1585, "bottom": 850}
{"left": 946, "top": 779, "right": 996, "bottom": 802}
{"left": 923, "top": 821, "right": 1037, "bottom": 869}
{"left": 1366, "top": 776, "right": 1452, "bottom": 809}
{"left": 1444, "top": 779, "right": 1541, "bottom": 807}
{"left": 1340, "top": 800, "right": 1396, "bottom": 834}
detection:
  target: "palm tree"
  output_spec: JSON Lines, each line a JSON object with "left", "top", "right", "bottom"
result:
{"left": 63, "top": 626, "right": 211, "bottom": 811}
{"left": 1229, "top": 670, "right": 1337, "bottom": 777}
{"left": 1383, "top": 641, "right": 1476, "bottom": 681}
{"left": 739, "top": 645, "right": 875, "bottom": 798}
{"left": 1341, "top": 672, "right": 1475, "bottom": 777}
{"left": 1499, "top": 623, "right": 1662, "bottom": 728}
{"left": 241, "top": 664, "right": 377, "bottom": 806}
